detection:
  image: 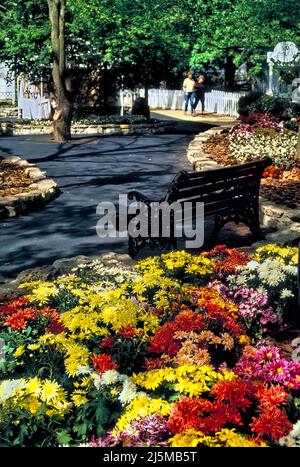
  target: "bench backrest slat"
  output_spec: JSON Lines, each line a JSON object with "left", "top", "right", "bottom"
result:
{"left": 165, "top": 156, "right": 272, "bottom": 204}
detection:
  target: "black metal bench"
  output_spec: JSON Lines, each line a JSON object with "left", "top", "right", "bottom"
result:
{"left": 126, "top": 156, "right": 272, "bottom": 258}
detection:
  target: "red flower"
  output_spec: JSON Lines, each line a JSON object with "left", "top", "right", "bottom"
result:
{"left": 211, "top": 379, "right": 254, "bottom": 411}
{"left": 148, "top": 322, "right": 180, "bottom": 356}
{"left": 255, "top": 383, "right": 289, "bottom": 409}
{"left": 263, "top": 165, "right": 284, "bottom": 180}
{"left": 92, "top": 353, "right": 118, "bottom": 374}
{"left": 144, "top": 357, "right": 168, "bottom": 370}
{"left": 250, "top": 407, "right": 292, "bottom": 440}
{"left": 0, "top": 296, "right": 29, "bottom": 315}
{"left": 4, "top": 307, "right": 38, "bottom": 330}
{"left": 99, "top": 337, "right": 115, "bottom": 349}
{"left": 118, "top": 326, "right": 138, "bottom": 339}
{"left": 168, "top": 397, "right": 213, "bottom": 434}
{"left": 148, "top": 310, "right": 205, "bottom": 356}
{"left": 168, "top": 397, "right": 242, "bottom": 435}
{"left": 0, "top": 300, "right": 64, "bottom": 332}
{"left": 203, "top": 245, "right": 252, "bottom": 273}
{"left": 46, "top": 319, "right": 66, "bottom": 334}
{"left": 173, "top": 310, "right": 205, "bottom": 333}
{"left": 203, "top": 401, "right": 242, "bottom": 433}
{"left": 193, "top": 287, "right": 245, "bottom": 337}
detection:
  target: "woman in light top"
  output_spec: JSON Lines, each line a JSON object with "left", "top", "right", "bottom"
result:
{"left": 182, "top": 71, "right": 195, "bottom": 115}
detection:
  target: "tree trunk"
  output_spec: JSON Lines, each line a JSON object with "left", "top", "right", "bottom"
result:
{"left": 144, "top": 84, "right": 150, "bottom": 121}
{"left": 224, "top": 55, "right": 237, "bottom": 90}
{"left": 48, "top": 0, "right": 73, "bottom": 142}
{"left": 144, "top": 85, "right": 149, "bottom": 106}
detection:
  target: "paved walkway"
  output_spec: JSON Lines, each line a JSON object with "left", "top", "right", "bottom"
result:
{"left": 0, "top": 115, "right": 250, "bottom": 282}
{"left": 0, "top": 133, "right": 197, "bottom": 280}
{"left": 151, "top": 110, "right": 237, "bottom": 133}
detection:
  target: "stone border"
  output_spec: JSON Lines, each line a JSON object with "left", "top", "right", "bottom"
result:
{"left": 186, "top": 126, "right": 300, "bottom": 245}
{"left": 0, "top": 151, "right": 59, "bottom": 220}
{"left": 0, "top": 120, "right": 177, "bottom": 137}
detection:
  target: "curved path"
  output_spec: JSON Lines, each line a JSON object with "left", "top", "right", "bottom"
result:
{"left": 0, "top": 133, "right": 199, "bottom": 280}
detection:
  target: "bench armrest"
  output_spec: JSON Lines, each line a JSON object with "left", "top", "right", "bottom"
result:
{"left": 128, "top": 191, "right": 154, "bottom": 205}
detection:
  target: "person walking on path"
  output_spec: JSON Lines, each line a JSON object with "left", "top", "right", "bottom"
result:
{"left": 182, "top": 72, "right": 195, "bottom": 115}
{"left": 193, "top": 74, "right": 206, "bottom": 115}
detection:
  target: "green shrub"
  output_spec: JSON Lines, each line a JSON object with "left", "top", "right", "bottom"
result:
{"left": 0, "top": 99, "right": 14, "bottom": 108}
{"left": 238, "top": 92, "right": 300, "bottom": 120}
{"left": 237, "top": 91, "right": 264, "bottom": 116}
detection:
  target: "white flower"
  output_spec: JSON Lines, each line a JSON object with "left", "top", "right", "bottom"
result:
{"left": 92, "top": 374, "right": 102, "bottom": 390}
{"left": 246, "top": 261, "right": 259, "bottom": 270}
{"left": 280, "top": 288, "right": 294, "bottom": 299}
{"left": 118, "top": 380, "right": 137, "bottom": 405}
{"left": 76, "top": 365, "right": 92, "bottom": 376}
{"left": 100, "top": 370, "right": 120, "bottom": 386}
{"left": 280, "top": 421, "right": 300, "bottom": 447}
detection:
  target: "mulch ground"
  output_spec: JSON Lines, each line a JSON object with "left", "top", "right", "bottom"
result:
{"left": 0, "top": 157, "right": 33, "bottom": 197}
{"left": 202, "top": 134, "right": 300, "bottom": 210}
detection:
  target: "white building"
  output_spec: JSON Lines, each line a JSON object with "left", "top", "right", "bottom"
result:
{"left": 0, "top": 62, "right": 15, "bottom": 102}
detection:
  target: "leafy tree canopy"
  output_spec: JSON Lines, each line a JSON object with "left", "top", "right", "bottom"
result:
{"left": 0, "top": 0, "right": 191, "bottom": 87}
{"left": 189, "top": 0, "right": 300, "bottom": 75}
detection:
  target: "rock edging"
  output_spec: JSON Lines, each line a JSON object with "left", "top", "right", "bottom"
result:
{"left": 0, "top": 151, "right": 59, "bottom": 220}
{"left": 186, "top": 126, "right": 300, "bottom": 245}
{"left": 0, "top": 120, "right": 177, "bottom": 137}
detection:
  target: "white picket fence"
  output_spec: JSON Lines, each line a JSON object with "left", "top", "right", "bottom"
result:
{"left": 146, "top": 89, "right": 245, "bottom": 117}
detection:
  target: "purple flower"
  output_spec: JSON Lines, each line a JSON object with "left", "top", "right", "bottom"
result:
{"left": 232, "top": 287, "right": 281, "bottom": 327}
{"left": 235, "top": 345, "right": 300, "bottom": 389}
{"left": 90, "top": 433, "right": 118, "bottom": 447}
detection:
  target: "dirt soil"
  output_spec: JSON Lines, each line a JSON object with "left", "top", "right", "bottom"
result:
{"left": 0, "top": 158, "right": 33, "bottom": 197}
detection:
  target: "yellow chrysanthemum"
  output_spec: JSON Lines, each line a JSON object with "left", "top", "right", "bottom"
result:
{"left": 255, "top": 244, "right": 298, "bottom": 266}
{"left": 72, "top": 392, "right": 88, "bottom": 407}
{"left": 132, "top": 365, "right": 236, "bottom": 396}
{"left": 14, "top": 345, "right": 25, "bottom": 358}
{"left": 40, "top": 380, "right": 62, "bottom": 403}
{"left": 26, "top": 377, "right": 42, "bottom": 397}
{"left": 239, "top": 335, "right": 251, "bottom": 345}
{"left": 169, "top": 429, "right": 205, "bottom": 447}
{"left": 28, "top": 343, "right": 40, "bottom": 351}
{"left": 28, "top": 282, "right": 59, "bottom": 304}
{"left": 112, "top": 395, "right": 170, "bottom": 434}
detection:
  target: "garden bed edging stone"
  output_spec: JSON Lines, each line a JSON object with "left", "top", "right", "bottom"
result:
{"left": 0, "top": 150, "right": 59, "bottom": 220}
{"left": 0, "top": 120, "right": 177, "bottom": 137}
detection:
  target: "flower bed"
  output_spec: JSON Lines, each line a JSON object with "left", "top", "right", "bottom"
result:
{"left": 0, "top": 244, "right": 299, "bottom": 447}
{"left": 228, "top": 114, "right": 297, "bottom": 168}
{"left": 202, "top": 114, "right": 300, "bottom": 210}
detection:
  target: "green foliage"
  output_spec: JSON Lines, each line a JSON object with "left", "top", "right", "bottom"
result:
{"left": 238, "top": 91, "right": 264, "bottom": 115}
{"left": 258, "top": 95, "right": 300, "bottom": 120}
{"left": 0, "top": 99, "right": 14, "bottom": 108}
{"left": 189, "top": 0, "right": 300, "bottom": 76}
{"left": 0, "top": 0, "right": 191, "bottom": 90}
{"left": 238, "top": 92, "right": 300, "bottom": 119}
